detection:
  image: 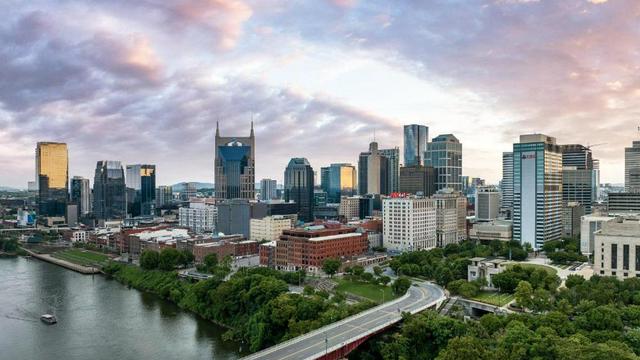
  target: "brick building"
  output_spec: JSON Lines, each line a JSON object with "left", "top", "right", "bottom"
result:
{"left": 193, "top": 235, "right": 258, "bottom": 263}
{"left": 266, "top": 225, "right": 368, "bottom": 273}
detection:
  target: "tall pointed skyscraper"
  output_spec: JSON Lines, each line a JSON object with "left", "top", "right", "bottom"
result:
{"left": 214, "top": 122, "right": 256, "bottom": 199}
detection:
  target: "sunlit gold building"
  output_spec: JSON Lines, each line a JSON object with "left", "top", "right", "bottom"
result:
{"left": 36, "top": 142, "right": 69, "bottom": 217}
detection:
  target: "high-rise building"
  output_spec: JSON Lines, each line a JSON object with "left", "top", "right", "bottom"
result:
{"left": 379, "top": 147, "right": 400, "bottom": 193}
{"left": 93, "top": 161, "right": 126, "bottom": 221}
{"left": 70, "top": 176, "right": 91, "bottom": 216}
{"left": 403, "top": 124, "right": 428, "bottom": 167}
{"left": 561, "top": 144, "right": 593, "bottom": 170}
{"left": 358, "top": 142, "right": 390, "bottom": 195}
{"left": 425, "top": 134, "right": 463, "bottom": 191}
{"left": 562, "top": 202, "right": 584, "bottom": 238}
{"left": 476, "top": 186, "right": 500, "bottom": 221}
{"left": 327, "top": 163, "right": 357, "bottom": 203}
{"left": 260, "top": 179, "right": 277, "bottom": 200}
{"left": 513, "top": 134, "right": 563, "bottom": 249}
{"left": 320, "top": 167, "right": 330, "bottom": 194}
{"left": 562, "top": 168, "right": 595, "bottom": 214}
{"left": 284, "top": 158, "right": 315, "bottom": 222}
{"left": 608, "top": 193, "right": 640, "bottom": 214}
{"left": 399, "top": 165, "right": 436, "bottom": 196}
{"left": 625, "top": 141, "right": 640, "bottom": 193}
{"left": 383, "top": 196, "right": 436, "bottom": 252}
{"left": 501, "top": 152, "right": 514, "bottom": 219}
{"left": 125, "top": 164, "right": 156, "bottom": 217}
{"left": 35, "top": 142, "right": 68, "bottom": 217}
{"left": 214, "top": 122, "right": 255, "bottom": 199}
{"left": 433, "top": 191, "right": 467, "bottom": 247}
{"left": 155, "top": 186, "right": 173, "bottom": 208}
{"left": 216, "top": 199, "right": 251, "bottom": 238}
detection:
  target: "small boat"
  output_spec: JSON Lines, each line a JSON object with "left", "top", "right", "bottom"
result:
{"left": 40, "top": 314, "right": 57, "bottom": 324}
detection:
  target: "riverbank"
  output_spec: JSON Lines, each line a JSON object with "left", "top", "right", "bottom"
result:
{"left": 23, "top": 249, "right": 101, "bottom": 274}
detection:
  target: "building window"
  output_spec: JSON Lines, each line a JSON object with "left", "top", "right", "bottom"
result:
{"left": 624, "top": 245, "right": 630, "bottom": 271}
{"left": 612, "top": 244, "right": 618, "bottom": 269}
{"left": 636, "top": 246, "right": 640, "bottom": 271}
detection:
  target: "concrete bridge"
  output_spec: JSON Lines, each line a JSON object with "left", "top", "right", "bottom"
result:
{"left": 241, "top": 281, "right": 446, "bottom": 360}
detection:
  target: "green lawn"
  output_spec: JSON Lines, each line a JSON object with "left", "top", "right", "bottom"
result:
{"left": 472, "top": 291, "right": 514, "bottom": 307}
{"left": 335, "top": 278, "right": 397, "bottom": 303}
{"left": 52, "top": 249, "right": 109, "bottom": 267}
{"left": 505, "top": 262, "right": 557, "bottom": 275}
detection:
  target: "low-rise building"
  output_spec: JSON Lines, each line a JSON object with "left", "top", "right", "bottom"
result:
{"left": 268, "top": 225, "right": 368, "bottom": 273}
{"left": 594, "top": 216, "right": 640, "bottom": 280}
{"left": 193, "top": 235, "right": 259, "bottom": 263}
{"left": 468, "top": 257, "right": 507, "bottom": 289}
{"left": 580, "top": 214, "right": 615, "bottom": 255}
{"left": 250, "top": 215, "right": 295, "bottom": 242}
{"left": 469, "top": 220, "right": 513, "bottom": 242}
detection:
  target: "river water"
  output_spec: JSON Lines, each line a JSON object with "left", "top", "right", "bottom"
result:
{"left": 0, "top": 257, "right": 244, "bottom": 360}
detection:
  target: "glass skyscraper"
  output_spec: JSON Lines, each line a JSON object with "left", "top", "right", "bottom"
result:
{"left": 125, "top": 164, "right": 156, "bottom": 217}
{"left": 560, "top": 144, "right": 596, "bottom": 214}
{"left": 93, "top": 161, "right": 126, "bottom": 221}
{"left": 284, "top": 158, "right": 315, "bottom": 222}
{"left": 327, "top": 163, "right": 357, "bottom": 203}
{"left": 403, "top": 124, "right": 428, "bottom": 167}
{"left": 214, "top": 122, "right": 255, "bottom": 199}
{"left": 70, "top": 176, "right": 91, "bottom": 217}
{"left": 36, "top": 142, "right": 68, "bottom": 217}
{"left": 425, "top": 134, "right": 462, "bottom": 192}
{"left": 379, "top": 147, "right": 400, "bottom": 193}
{"left": 513, "top": 134, "right": 563, "bottom": 250}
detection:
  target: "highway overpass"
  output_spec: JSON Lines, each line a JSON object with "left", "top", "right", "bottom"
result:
{"left": 242, "top": 281, "right": 446, "bottom": 360}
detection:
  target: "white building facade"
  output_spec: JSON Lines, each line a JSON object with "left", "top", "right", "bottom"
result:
{"left": 179, "top": 202, "right": 217, "bottom": 234}
{"left": 382, "top": 197, "right": 436, "bottom": 252}
{"left": 594, "top": 217, "right": 640, "bottom": 280}
{"left": 250, "top": 215, "right": 295, "bottom": 242}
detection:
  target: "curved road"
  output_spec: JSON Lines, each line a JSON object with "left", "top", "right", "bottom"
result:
{"left": 242, "top": 281, "right": 446, "bottom": 360}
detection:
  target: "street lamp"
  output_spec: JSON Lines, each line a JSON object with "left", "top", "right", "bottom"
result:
{"left": 324, "top": 332, "right": 328, "bottom": 355}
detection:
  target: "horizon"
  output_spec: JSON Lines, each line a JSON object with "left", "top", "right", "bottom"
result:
{"left": 2, "top": 0, "right": 639, "bottom": 187}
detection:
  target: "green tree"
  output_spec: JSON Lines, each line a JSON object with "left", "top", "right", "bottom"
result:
{"left": 322, "top": 258, "right": 341, "bottom": 278}
{"left": 373, "top": 266, "right": 383, "bottom": 277}
{"left": 392, "top": 277, "right": 412, "bottom": 296}
{"left": 436, "top": 336, "right": 491, "bottom": 360}
{"left": 158, "top": 248, "right": 181, "bottom": 271}
{"left": 515, "top": 281, "right": 534, "bottom": 309}
{"left": 140, "top": 250, "right": 160, "bottom": 270}
{"left": 203, "top": 253, "right": 218, "bottom": 269}
{"left": 379, "top": 275, "right": 391, "bottom": 286}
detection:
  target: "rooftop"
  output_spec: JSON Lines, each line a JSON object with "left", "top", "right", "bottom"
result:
{"left": 308, "top": 232, "right": 363, "bottom": 242}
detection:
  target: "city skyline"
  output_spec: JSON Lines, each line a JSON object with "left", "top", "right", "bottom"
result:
{"left": 2, "top": 0, "right": 639, "bottom": 188}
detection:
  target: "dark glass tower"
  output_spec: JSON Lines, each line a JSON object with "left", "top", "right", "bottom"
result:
{"left": 403, "top": 124, "right": 428, "bottom": 167}
{"left": 425, "top": 134, "right": 463, "bottom": 191}
{"left": 126, "top": 164, "right": 156, "bottom": 217}
{"left": 284, "top": 158, "right": 315, "bottom": 222}
{"left": 93, "top": 161, "right": 126, "bottom": 220}
{"left": 214, "top": 122, "right": 255, "bottom": 199}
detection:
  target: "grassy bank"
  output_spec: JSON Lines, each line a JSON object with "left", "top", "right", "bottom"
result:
{"left": 335, "top": 278, "right": 396, "bottom": 303}
{"left": 52, "top": 249, "right": 109, "bottom": 267}
{"left": 103, "top": 263, "right": 375, "bottom": 352}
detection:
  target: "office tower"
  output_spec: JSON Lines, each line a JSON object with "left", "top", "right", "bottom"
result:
{"left": 379, "top": 147, "right": 400, "bottom": 193}
{"left": 284, "top": 158, "right": 315, "bottom": 222}
{"left": 383, "top": 196, "right": 436, "bottom": 252}
{"left": 626, "top": 141, "right": 640, "bottom": 192}
{"left": 433, "top": 191, "right": 467, "bottom": 247}
{"left": 125, "top": 164, "right": 156, "bottom": 217}
{"left": 155, "top": 186, "right": 173, "bottom": 208}
{"left": 327, "top": 163, "right": 357, "bottom": 203}
{"left": 320, "top": 167, "right": 330, "bottom": 194}
{"left": 399, "top": 165, "right": 436, "bottom": 196}
{"left": 93, "top": 161, "right": 126, "bottom": 221}
{"left": 403, "top": 124, "right": 428, "bottom": 167}
{"left": 476, "top": 186, "right": 500, "bottom": 221}
{"left": 562, "top": 168, "right": 594, "bottom": 214}
{"left": 561, "top": 144, "right": 593, "bottom": 169}
{"left": 501, "top": 152, "right": 514, "bottom": 219}
{"left": 358, "top": 142, "right": 390, "bottom": 195}
{"left": 70, "top": 176, "right": 91, "bottom": 216}
{"left": 562, "top": 202, "right": 584, "bottom": 238}
{"left": 513, "top": 134, "right": 563, "bottom": 249}
{"left": 314, "top": 190, "right": 328, "bottom": 207}
{"left": 608, "top": 193, "right": 640, "bottom": 213}
{"left": 27, "top": 181, "right": 37, "bottom": 192}
{"left": 260, "top": 179, "right": 277, "bottom": 200}
{"left": 35, "top": 142, "right": 68, "bottom": 217}
{"left": 214, "top": 122, "right": 255, "bottom": 199}
{"left": 182, "top": 182, "right": 197, "bottom": 201}
{"left": 425, "top": 134, "right": 463, "bottom": 191}
{"left": 593, "top": 159, "right": 601, "bottom": 201}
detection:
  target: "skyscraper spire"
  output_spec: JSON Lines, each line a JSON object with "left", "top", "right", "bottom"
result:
{"left": 250, "top": 118, "right": 254, "bottom": 137}
{"left": 215, "top": 121, "right": 220, "bottom": 137}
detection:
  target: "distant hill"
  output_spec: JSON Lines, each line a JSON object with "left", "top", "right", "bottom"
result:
{"left": 0, "top": 186, "right": 24, "bottom": 192}
{"left": 170, "top": 182, "right": 214, "bottom": 192}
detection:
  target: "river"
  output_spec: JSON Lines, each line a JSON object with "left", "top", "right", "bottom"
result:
{"left": 0, "top": 256, "right": 244, "bottom": 360}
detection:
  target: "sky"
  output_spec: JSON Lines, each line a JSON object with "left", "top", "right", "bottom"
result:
{"left": 0, "top": 0, "right": 638, "bottom": 188}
